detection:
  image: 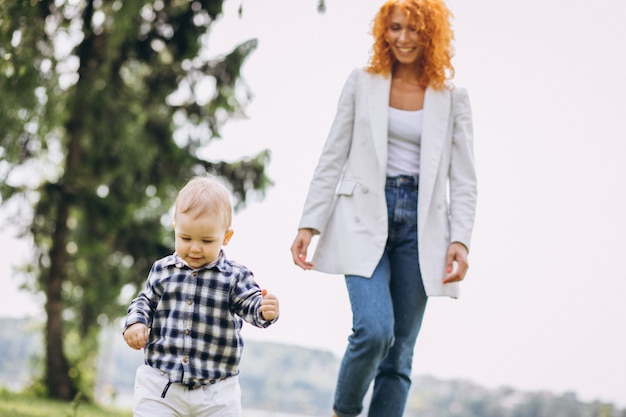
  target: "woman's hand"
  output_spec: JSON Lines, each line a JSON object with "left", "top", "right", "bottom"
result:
{"left": 290, "top": 228, "right": 315, "bottom": 270}
{"left": 443, "top": 242, "right": 469, "bottom": 284}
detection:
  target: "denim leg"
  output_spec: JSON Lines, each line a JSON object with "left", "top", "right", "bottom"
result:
{"left": 334, "top": 176, "right": 427, "bottom": 417}
{"left": 368, "top": 177, "right": 427, "bottom": 417}
{"left": 367, "top": 264, "right": 427, "bottom": 417}
{"left": 333, "top": 257, "right": 395, "bottom": 417}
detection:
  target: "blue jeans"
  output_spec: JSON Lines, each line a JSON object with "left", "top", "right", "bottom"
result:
{"left": 333, "top": 175, "right": 428, "bottom": 417}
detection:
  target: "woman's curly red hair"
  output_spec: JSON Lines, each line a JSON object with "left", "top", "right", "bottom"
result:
{"left": 367, "top": 0, "right": 455, "bottom": 90}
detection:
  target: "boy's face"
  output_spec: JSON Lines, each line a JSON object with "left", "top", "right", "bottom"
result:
{"left": 173, "top": 210, "right": 233, "bottom": 269}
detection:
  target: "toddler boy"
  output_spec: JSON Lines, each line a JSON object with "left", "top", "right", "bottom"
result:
{"left": 123, "top": 175, "right": 279, "bottom": 416}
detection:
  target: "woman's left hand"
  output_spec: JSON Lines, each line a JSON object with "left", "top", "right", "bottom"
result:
{"left": 443, "top": 242, "right": 469, "bottom": 284}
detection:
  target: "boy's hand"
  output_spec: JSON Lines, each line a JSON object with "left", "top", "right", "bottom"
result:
{"left": 259, "top": 289, "right": 279, "bottom": 321}
{"left": 123, "top": 323, "right": 149, "bottom": 350}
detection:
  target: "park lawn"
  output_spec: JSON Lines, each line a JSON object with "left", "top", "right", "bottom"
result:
{"left": 0, "top": 390, "right": 132, "bottom": 417}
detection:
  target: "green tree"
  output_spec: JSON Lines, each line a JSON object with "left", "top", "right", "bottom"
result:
{"left": 0, "top": 0, "right": 270, "bottom": 401}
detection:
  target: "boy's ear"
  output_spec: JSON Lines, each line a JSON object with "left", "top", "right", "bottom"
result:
{"left": 223, "top": 229, "right": 234, "bottom": 246}
{"left": 172, "top": 222, "right": 176, "bottom": 230}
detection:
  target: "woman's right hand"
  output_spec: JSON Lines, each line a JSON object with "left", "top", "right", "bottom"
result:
{"left": 290, "top": 228, "right": 315, "bottom": 270}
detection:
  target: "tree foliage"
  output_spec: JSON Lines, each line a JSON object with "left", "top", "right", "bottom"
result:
{"left": 0, "top": 0, "right": 271, "bottom": 400}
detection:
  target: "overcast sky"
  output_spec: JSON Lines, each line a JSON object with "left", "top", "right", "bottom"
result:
{"left": 1, "top": 0, "right": 625, "bottom": 408}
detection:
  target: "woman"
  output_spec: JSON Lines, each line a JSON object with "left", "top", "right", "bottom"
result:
{"left": 290, "top": 0, "right": 477, "bottom": 416}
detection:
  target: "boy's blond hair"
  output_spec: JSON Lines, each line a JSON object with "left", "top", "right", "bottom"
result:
{"left": 174, "top": 175, "right": 233, "bottom": 228}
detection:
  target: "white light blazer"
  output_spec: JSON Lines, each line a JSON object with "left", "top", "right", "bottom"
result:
{"left": 298, "top": 68, "right": 477, "bottom": 298}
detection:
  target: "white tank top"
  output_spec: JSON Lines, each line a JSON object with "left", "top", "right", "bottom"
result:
{"left": 386, "top": 107, "right": 423, "bottom": 177}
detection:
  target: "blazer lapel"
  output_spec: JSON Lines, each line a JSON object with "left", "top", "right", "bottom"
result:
{"left": 367, "top": 73, "right": 392, "bottom": 178}
{"left": 419, "top": 87, "right": 451, "bottom": 201}
{"left": 364, "top": 76, "right": 451, "bottom": 189}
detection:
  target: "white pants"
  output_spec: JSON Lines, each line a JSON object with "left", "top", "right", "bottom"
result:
{"left": 133, "top": 365, "right": 242, "bottom": 417}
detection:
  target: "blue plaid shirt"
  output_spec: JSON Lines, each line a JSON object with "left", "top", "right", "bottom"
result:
{"left": 124, "top": 251, "right": 275, "bottom": 386}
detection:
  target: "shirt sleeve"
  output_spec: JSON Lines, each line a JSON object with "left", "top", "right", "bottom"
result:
{"left": 229, "top": 268, "right": 276, "bottom": 328}
{"left": 123, "top": 261, "right": 162, "bottom": 333}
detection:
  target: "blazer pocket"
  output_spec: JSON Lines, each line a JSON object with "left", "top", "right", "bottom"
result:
{"left": 336, "top": 180, "right": 358, "bottom": 196}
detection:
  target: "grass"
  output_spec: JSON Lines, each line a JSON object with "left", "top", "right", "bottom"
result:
{"left": 0, "top": 389, "right": 132, "bottom": 417}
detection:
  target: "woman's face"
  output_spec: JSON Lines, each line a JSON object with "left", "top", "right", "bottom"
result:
{"left": 386, "top": 7, "right": 422, "bottom": 65}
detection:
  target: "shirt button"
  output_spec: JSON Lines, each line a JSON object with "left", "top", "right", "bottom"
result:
{"left": 187, "top": 300, "right": 193, "bottom": 306}
{"left": 192, "top": 271, "right": 197, "bottom": 276}
{"left": 183, "top": 356, "right": 189, "bottom": 364}
{"left": 184, "top": 329, "right": 190, "bottom": 335}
